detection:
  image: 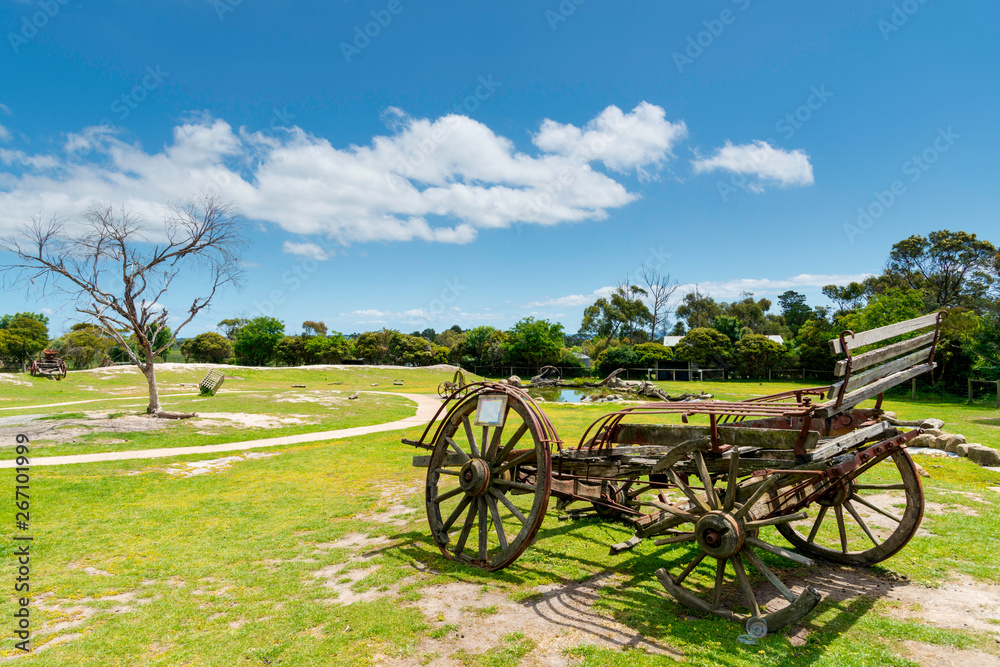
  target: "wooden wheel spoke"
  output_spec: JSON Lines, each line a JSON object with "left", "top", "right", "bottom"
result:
{"left": 493, "top": 423, "right": 528, "bottom": 464}
{"left": 434, "top": 468, "right": 461, "bottom": 476}
{"left": 648, "top": 500, "right": 698, "bottom": 524}
{"left": 667, "top": 470, "right": 711, "bottom": 514}
{"left": 490, "top": 487, "right": 527, "bottom": 525}
{"left": 493, "top": 450, "right": 535, "bottom": 477}
{"left": 711, "top": 559, "right": 727, "bottom": 610}
{"left": 693, "top": 451, "right": 720, "bottom": 509}
{"left": 487, "top": 496, "right": 508, "bottom": 550}
{"left": 745, "top": 536, "right": 814, "bottom": 566}
{"left": 442, "top": 496, "right": 472, "bottom": 532}
{"left": 723, "top": 449, "right": 740, "bottom": 512}
{"left": 454, "top": 503, "right": 477, "bottom": 555}
{"left": 433, "top": 486, "right": 464, "bottom": 505}
{"left": 731, "top": 555, "right": 760, "bottom": 617}
{"left": 674, "top": 552, "right": 706, "bottom": 586}
{"left": 461, "top": 416, "right": 480, "bottom": 458}
{"left": 445, "top": 437, "right": 471, "bottom": 462}
{"left": 485, "top": 421, "right": 505, "bottom": 461}
{"left": 854, "top": 483, "right": 906, "bottom": 490}
{"left": 835, "top": 505, "right": 848, "bottom": 552}
{"left": 627, "top": 484, "right": 653, "bottom": 499}
{"left": 478, "top": 498, "right": 488, "bottom": 561}
{"left": 733, "top": 476, "right": 779, "bottom": 521}
{"left": 493, "top": 478, "right": 536, "bottom": 493}
{"left": 850, "top": 493, "right": 903, "bottom": 523}
{"left": 844, "top": 500, "right": 881, "bottom": 547}
{"left": 653, "top": 532, "right": 696, "bottom": 546}
{"left": 807, "top": 505, "right": 828, "bottom": 543}
{"left": 744, "top": 511, "right": 808, "bottom": 530}
{"left": 742, "top": 547, "right": 796, "bottom": 603}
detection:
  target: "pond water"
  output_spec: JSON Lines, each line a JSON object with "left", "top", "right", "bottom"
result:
{"left": 526, "top": 387, "right": 651, "bottom": 403}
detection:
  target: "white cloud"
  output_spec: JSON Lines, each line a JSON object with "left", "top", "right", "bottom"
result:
{"left": 523, "top": 284, "right": 615, "bottom": 308}
{"left": 533, "top": 102, "right": 688, "bottom": 177}
{"left": 691, "top": 140, "right": 814, "bottom": 190}
{"left": 0, "top": 125, "right": 9, "bottom": 141}
{"left": 0, "top": 104, "right": 11, "bottom": 116}
{"left": 0, "top": 104, "right": 685, "bottom": 244}
{"left": 282, "top": 241, "right": 331, "bottom": 261}
{"left": 678, "top": 273, "right": 872, "bottom": 300}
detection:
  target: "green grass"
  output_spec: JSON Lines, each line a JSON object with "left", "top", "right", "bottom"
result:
{"left": 0, "top": 371, "right": 998, "bottom": 665}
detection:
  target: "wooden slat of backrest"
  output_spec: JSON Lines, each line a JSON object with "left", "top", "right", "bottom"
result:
{"left": 828, "top": 313, "right": 939, "bottom": 354}
{"left": 614, "top": 423, "right": 819, "bottom": 450}
{"left": 833, "top": 331, "right": 937, "bottom": 376}
{"left": 844, "top": 347, "right": 933, "bottom": 393}
{"left": 814, "top": 363, "right": 934, "bottom": 418}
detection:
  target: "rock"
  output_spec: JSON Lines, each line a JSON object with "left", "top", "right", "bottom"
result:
{"left": 956, "top": 443, "right": 971, "bottom": 457}
{"left": 922, "top": 429, "right": 944, "bottom": 438}
{"left": 939, "top": 434, "right": 967, "bottom": 452}
{"left": 507, "top": 375, "right": 521, "bottom": 388}
{"left": 883, "top": 411, "right": 898, "bottom": 419}
{"left": 921, "top": 418, "right": 945, "bottom": 430}
{"left": 914, "top": 463, "right": 931, "bottom": 478}
{"left": 348, "top": 392, "right": 360, "bottom": 400}
{"left": 966, "top": 445, "right": 1000, "bottom": 467}
{"left": 910, "top": 434, "right": 937, "bottom": 449}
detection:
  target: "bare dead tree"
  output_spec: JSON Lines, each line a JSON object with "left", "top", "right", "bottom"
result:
{"left": 1, "top": 194, "right": 246, "bottom": 417}
{"left": 641, "top": 267, "right": 679, "bottom": 341}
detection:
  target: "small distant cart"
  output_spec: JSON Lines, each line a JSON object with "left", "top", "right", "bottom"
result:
{"left": 406, "top": 313, "right": 944, "bottom": 631}
{"left": 29, "top": 349, "right": 68, "bottom": 380}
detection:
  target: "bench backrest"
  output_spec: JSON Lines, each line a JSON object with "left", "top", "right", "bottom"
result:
{"left": 815, "top": 312, "right": 944, "bottom": 417}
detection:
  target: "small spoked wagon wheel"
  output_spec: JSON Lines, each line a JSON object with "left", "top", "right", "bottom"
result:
{"left": 29, "top": 360, "right": 38, "bottom": 377}
{"left": 654, "top": 450, "right": 821, "bottom": 631}
{"left": 776, "top": 447, "right": 924, "bottom": 565}
{"left": 425, "top": 391, "right": 551, "bottom": 571}
{"left": 58, "top": 360, "right": 67, "bottom": 380}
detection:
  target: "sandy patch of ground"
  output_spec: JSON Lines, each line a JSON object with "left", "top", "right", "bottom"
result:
{"left": 901, "top": 641, "right": 1000, "bottom": 666}
{"left": 0, "top": 414, "right": 169, "bottom": 445}
{"left": 0, "top": 373, "right": 31, "bottom": 386}
{"left": 0, "top": 590, "right": 153, "bottom": 659}
{"left": 882, "top": 573, "right": 1000, "bottom": 641}
{"left": 355, "top": 483, "right": 422, "bottom": 526}
{"left": 164, "top": 451, "right": 279, "bottom": 477}
{"left": 274, "top": 391, "right": 348, "bottom": 407}
{"left": 191, "top": 412, "right": 312, "bottom": 430}
{"left": 310, "top": 533, "right": 411, "bottom": 605}
{"left": 380, "top": 575, "right": 682, "bottom": 666}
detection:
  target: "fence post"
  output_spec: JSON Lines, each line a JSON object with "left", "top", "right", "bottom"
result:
{"left": 996, "top": 380, "right": 999, "bottom": 409}
{"left": 911, "top": 377, "right": 916, "bottom": 400}
{"left": 968, "top": 378, "right": 973, "bottom": 404}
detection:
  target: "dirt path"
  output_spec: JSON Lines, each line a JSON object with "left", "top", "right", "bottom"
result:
{"left": 0, "top": 392, "right": 440, "bottom": 468}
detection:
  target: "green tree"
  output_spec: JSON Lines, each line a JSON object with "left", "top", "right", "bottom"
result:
{"left": 0, "top": 315, "right": 50, "bottom": 365}
{"left": 971, "top": 312, "right": 1000, "bottom": 380}
{"left": 218, "top": 318, "right": 249, "bottom": 340}
{"left": 354, "top": 329, "right": 396, "bottom": 364}
{"left": 275, "top": 335, "right": 308, "bottom": 366}
{"left": 180, "top": 332, "right": 233, "bottom": 363}
{"left": 712, "top": 315, "right": 744, "bottom": 343}
{"left": 841, "top": 288, "right": 924, "bottom": 333}
{"left": 60, "top": 323, "right": 114, "bottom": 368}
{"left": 778, "top": 291, "right": 812, "bottom": 335}
{"left": 733, "top": 334, "right": 788, "bottom": 378}
{"left": 673, "top": 327, "right": 733, "bottom": 369}
{"left": 596, "top": 344, "right": 640, "bottom": 375}
{"left": 884, "top": 230, "right": 998, "bottom": 310}
{"left": 503, "top": 317, "right": 564, "bottom": 368}
{"left": 305, "top": 333, "right": 353, "bottom": 364}
{"left": 0, "top": 311, "right": 49, "bottom": 328}
{"left": 302, "top": 320, "right": 327, "bottom": 338}
{"left": 794, "top": 315, "right": 839, "bottom": 371}
{"left": 233, "top": 316, "right": 285, "bottom": 366}
{"left": 822, "top": 282, "right": 867, "bottom": 315}
{"left": 581, "top": 281, "right": 654, "bottom": 343}
{"left": 634, "top": 342, "right": 674, "bottom": 366}
{"left": 675, "top": 289, "right": 721, "bottom": 330}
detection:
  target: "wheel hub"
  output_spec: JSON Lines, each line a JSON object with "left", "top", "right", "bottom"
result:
{"left": 695, "top": 511, "right": 744, "bottom": 559}
{"left": 816, "top": 481, "right": 852, "bottom": 507}
{"left": 459, "top": 458, "right": 491, "bottom": 497}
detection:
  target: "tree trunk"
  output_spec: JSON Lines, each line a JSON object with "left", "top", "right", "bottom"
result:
{"left": 142, "top": 362, "right": 162, "bottom": 414}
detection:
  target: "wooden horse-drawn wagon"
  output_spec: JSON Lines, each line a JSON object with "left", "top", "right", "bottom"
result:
{"left": 29, "top": 348, "right": 68, "bottom": 380}
{"left": 404, "top": 313, "right": 944, "bottom": 631}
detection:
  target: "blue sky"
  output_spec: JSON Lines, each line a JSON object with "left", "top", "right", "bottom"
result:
{"left": 1, "top": 0, "right": 997, "bottom": 338}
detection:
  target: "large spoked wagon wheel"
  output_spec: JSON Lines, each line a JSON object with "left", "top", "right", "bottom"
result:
{"left": 425, "top": 392, "right": 551, "bottom": 571}
{"left": 776, "top": 447, "right": 923, "bottom": 565}
{"left": 654, "top": 450, "right": 821, "bottom": 631}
